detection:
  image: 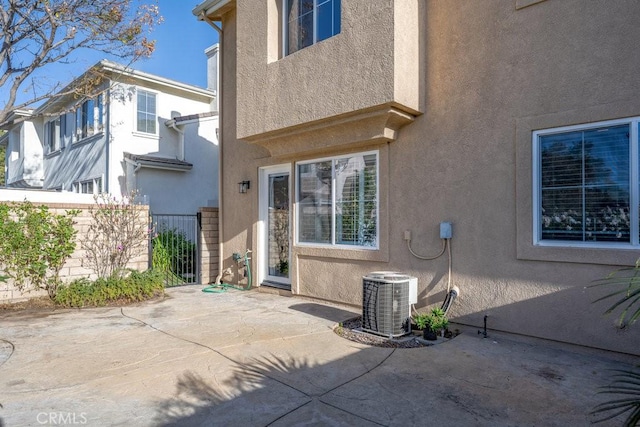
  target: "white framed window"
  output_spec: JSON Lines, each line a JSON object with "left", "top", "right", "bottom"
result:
{"left": 72, "top": 177, "right": 102, "bottom": 195}
{"left": 136, "top": 89, "right": 157, "bottom": 134}
{"left": 296, "top": 151, "right": 378, "bottom": 249}
{"left": 533, "top": 117, "right": 640, "bottom": 247}
{"left": 45, "top": 117, "right": 60, "bottom": 153}
{"left": 73, "top": 96, "right": 103, "bottom": 142}
{"left": 284, "top": 0, "right": 341, "bottom": 56}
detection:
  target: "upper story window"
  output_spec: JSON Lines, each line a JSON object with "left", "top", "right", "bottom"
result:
{"left": 74, "top": 95, "right": 104, "bottom": 142}
{"left": 136, "top": 89, "right": 157, "bottom": 134}
{"left": 45, "top": 117, "right": 60, "bottom": 153}
{"left": 296, "top": 151, "right": 378, "bottom": 249}
{"left": 533, "top": 118, "right": 640, "bottom": 247}
{"left": 284, "top": 0, "right": 341, "bottom": 56}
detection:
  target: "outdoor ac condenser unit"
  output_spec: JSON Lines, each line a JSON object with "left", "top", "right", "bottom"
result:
{"left": 362, "top": 272, "right": 413, "bottom": 338}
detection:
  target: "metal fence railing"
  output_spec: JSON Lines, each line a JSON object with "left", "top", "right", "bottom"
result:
{"left": 150, "top": 213, "right": 200, "bottom": 286}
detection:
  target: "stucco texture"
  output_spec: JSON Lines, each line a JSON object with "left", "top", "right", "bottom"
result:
{"left": 213, "top": 0, "right": 640, "bottom": 355}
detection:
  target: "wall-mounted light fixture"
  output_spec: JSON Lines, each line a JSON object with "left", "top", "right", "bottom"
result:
{"left": 238, "top": 180, "right": 250, "bottom": 194}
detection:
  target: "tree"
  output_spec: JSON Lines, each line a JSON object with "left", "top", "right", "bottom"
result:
{"left": 0, "top": 131, "right": 5, "bottom": 186}
{"left": 0, "top": 0, "right": 162, "bottom": 124}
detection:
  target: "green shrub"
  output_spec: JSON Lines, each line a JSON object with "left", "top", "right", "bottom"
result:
{"left": 54, "top": 269, "right": 164, "bottom": 308}
{"left": 0, "top": 201, "right": 78, "bottom": 298}
{"left": 153, "top": 229, "right": 196, "bottom": 275}
{"left": 152, "top": 229, "right": 196, "bottom": 285}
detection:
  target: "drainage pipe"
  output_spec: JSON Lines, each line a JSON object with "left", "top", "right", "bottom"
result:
{"left": 199, "top": 11, "right": 225, "bottom": 286}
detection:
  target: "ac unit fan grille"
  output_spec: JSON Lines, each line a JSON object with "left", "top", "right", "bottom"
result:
{"left": 362, "top": 278, "right": 410, "bottom": 338}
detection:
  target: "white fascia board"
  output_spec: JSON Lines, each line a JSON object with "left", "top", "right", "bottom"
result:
{"left": 0, "top": 109, "right": 35, "bottom": 130}
{"left": 192, "top": 0, "right": 233, "bottom": 19}
{"left": 99, "top": 61, "right": 215, "bottom": 99}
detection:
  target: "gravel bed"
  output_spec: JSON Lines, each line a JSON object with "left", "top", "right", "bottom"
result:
{"left": 334, "top": 316, "right": 450, "bottom": 348}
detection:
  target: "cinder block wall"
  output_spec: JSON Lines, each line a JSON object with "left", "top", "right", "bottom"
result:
{"left": 0, "top": 202, "right": 149, "bottom": 302}
{"left": 199, "top": 207, "right": 219, "bottom": 285}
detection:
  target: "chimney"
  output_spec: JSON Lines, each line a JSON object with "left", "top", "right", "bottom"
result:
{"left": 205, "top": 44, "right": 219, "bottom": 95}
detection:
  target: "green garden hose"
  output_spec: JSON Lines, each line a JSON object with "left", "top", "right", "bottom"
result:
{"left": 203, "top": 249, "right": 252, "bottom": 293}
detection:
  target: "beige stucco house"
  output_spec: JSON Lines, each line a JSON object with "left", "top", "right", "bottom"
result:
{"left": 194, "top": 0, "right": 640, "bottom": 355}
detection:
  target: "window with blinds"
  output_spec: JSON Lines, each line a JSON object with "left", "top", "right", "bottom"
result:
{"left": 534, "top": 120, "right": 637, "bottom": 246}
{"left": 296, "top": 151, "right": 378, "bottom": 248}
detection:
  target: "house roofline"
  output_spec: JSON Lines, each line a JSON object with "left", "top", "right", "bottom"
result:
{"left": 35, "top": 60, "right": 215, "bottom": 116}
{"left": 165, "top": 111, "right": 219, "bottom": 127}
{"left": 193, "top": 0, "right": 235, "bottom": 20}
{"left": 124, "top": 152, "right": 193, "bottom": 172}
{"left": 0, "top": 109, "right": 35, "bottom": 130}
{"left": 98, "top": 60, "right": 216, "bottom": 99}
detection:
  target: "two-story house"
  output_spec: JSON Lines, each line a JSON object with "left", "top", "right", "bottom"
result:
{"left": 194, "top": 0, "right": 640, "bottom": 355}
{"left": 0, "top": 55, "right": 219, "bottom": 216}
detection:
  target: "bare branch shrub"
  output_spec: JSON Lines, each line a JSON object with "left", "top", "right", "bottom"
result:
{"left": 81, "top": 192, "right": 149, "bottom": 279}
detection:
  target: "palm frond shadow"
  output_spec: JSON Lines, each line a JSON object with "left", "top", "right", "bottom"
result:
{"left": 154, "top": 354, "right": 312, "bottom": 426}
{"left": 591, "top": 368, "right": 640, "bottom": 426}
{"left": 589, "top": 261, "right": 640, "bottom": 426}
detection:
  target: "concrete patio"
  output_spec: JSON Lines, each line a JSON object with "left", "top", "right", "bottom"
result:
{"left": 0, "top": 285, "right": 637, "bottom": 426}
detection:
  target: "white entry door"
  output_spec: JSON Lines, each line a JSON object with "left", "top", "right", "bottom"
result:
{"left": 259, "top": 165, "right": 291, "bottom": 289}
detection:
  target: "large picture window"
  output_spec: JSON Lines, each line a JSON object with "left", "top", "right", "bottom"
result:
{"left": 136, "top": 89, "right": 157, "bottom": 134}
{"left": 534, "top": 118, "right": 640, "bottom": 246}
{"left": 297, "top": 151, "right": 377, "bottom": 248}
{"left": 284, "top": 0, "right": 341, "bottom": 56}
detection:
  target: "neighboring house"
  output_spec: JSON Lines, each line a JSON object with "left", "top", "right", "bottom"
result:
{"left": 194, "top": 0, "right": 640, "bottom": 355}
{"left": 0, "top": 55, "right": 219, "bottom": 215}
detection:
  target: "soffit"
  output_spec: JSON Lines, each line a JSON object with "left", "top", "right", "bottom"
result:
{"left": 243, "top": 103, "right": 415, "bottom": 158}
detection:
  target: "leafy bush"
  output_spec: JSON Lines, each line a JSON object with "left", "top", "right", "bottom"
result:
{"left": 82, "top": 192, "right": 150, "bottom": 279}
{"left": 0, "top": 201, "right": 78, "bottom": 298}
{"left": 54, "top": 269, "right": 164, "bottom": 308}
{"left": 152, "top": 229, "right": 196, "bottom": 283}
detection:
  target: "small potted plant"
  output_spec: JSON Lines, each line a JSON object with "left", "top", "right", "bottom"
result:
{"left": 413, "top": 312, "right": 430, "bottom": 333}
{"left": 422, "top": 307, "right": 449, "bottom": 341}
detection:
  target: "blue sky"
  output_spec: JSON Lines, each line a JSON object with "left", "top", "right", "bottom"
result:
{"left": 1, "top": 1, "right": 218, "bottom": 111}
{"left": 137, "top": 1, "right": 219, "bottom": 87}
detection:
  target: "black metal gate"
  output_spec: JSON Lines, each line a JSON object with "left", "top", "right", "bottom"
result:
{"left": 150, "top": 213, "right": 200, "bottom": 286}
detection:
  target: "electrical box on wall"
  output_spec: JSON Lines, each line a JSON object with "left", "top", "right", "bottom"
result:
{"left": 440, "top": 222, "right": 452, "bottom": 239}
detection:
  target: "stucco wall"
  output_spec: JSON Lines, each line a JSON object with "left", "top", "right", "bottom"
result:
{"left": 132, "top": 116, "right": 219, "bottom": 215}
{"left": 108, "top": 82, "right": 215, "bottom": 199}
{"left": 235, "top": 0, "right": 423, "bottom": 140}
{"left": 6, "top": 120, "right": 44, "bottom": 187}
{"left": 214, "top": 0, "right": 640, "bottom": 355}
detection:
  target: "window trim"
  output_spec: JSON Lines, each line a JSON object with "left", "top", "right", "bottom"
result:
{"left": 72, "top": 176, "right": 103, "bottom": 195}
{"left": 282, "top": 0, "right": 341, "bottom": 56}
{"left": 532, "top": 116, "right": 640, "bottom": 249}
{"left": 45, "top": 118, "right": 60, "bottom": 154}
{"left": 135, "top": 88, "right": 158, "bottom": 136}
{"left": 295, "top": 150, "right": 379, "bottom": 250}
{"left": 73, "top": 97, "right": 104, "bottom": 143}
